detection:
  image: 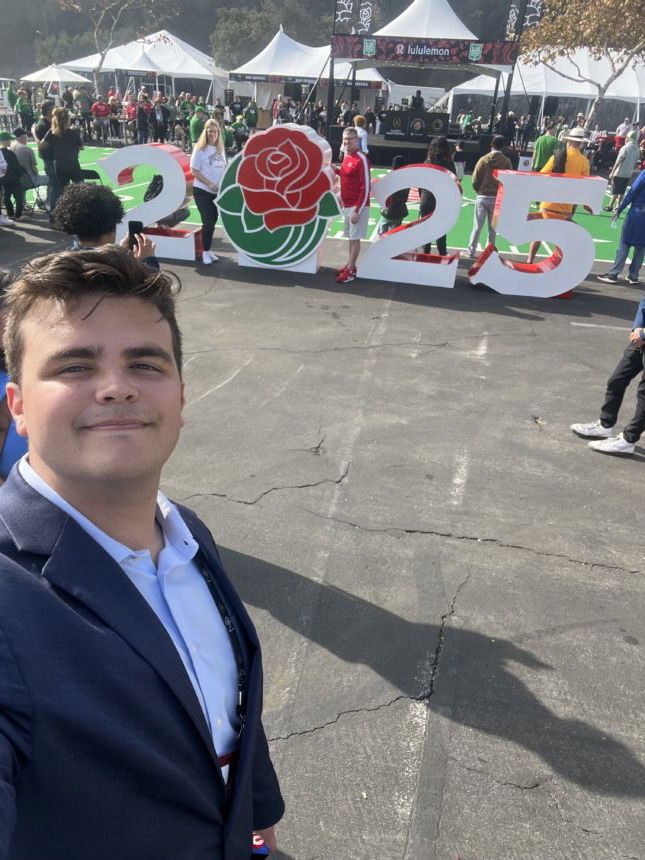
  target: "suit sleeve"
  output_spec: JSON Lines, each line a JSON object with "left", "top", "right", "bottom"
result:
{"left": 0, "top": 621, "right": 33, "bottom": 858}
{"left": 251, "top": 719, "right": 285, "bottom": 830}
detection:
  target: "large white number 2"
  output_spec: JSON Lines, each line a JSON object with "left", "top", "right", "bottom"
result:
{"left": 100, "top": 143, "right": 199, "bottom": 261}
{"left": 469, "top": 171, "right": 607, "bottom": 298}
{"left": 358, "top": 164, "right": 462, "bottom": 288}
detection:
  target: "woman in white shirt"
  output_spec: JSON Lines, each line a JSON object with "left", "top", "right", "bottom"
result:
{"left": 190, "top": 119, "right": 227, "bottom": 264}
{"left": 353, "top": 115, "right": 369, "bottom": 155}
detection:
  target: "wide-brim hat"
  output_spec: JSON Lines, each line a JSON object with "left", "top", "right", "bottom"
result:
{"left": 0, "top": 131, "right": 12, "bottom": 142}
{"left": 565, "top": 127, "right": 589, "bottom": 143}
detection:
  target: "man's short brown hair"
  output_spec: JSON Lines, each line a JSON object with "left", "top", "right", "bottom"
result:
{"left": 3, "top": 246, "right": 182, "bottom": 383}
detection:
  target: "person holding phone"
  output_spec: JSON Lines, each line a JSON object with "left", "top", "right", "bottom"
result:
{"left": 52, "top": 183, "right": 159, "bottom": 270}
{"left": 190, "top": 119, "right": 227, "bottom": 265}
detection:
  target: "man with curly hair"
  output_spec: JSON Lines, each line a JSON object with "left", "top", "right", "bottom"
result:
{"left": 52, "top": 183, "right": 158, "bottom": 269}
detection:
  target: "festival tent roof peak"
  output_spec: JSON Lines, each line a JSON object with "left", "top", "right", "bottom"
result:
{"left": 62, "top": 30, "right": 227, "bottom": 80}
{"left": 374, "top": 0, "right": 478, "bottom": 40}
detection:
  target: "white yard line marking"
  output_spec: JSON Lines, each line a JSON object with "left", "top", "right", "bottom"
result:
{"left": 570, "top": 322, "right": 629, "bottom": 331}
{"left": 450, "top": 450, "right": 469, "bottom": 506}
{"left": 185, "top": 356, "right": 254, "bottom": 407}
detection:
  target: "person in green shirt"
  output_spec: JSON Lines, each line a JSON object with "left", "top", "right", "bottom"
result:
{"left": 222, "top": 121, "right": 234, "bottom": 152}
{"left": 231, "top": 115, "right": 248, "bottom": 152}
{"left": 243, "top": 100, "right": 258, "bottom": 131}
{"left": 14, "top": 91, "right": 34, "bottom": 134}
{"left": 532, "top": 122, "right": 559, "bottom": 171}
{"left": 7, "top": 84, "right": 17, "bottom": 111}
{"left": 189, "top": 107, "right": 207, "bottom": 145}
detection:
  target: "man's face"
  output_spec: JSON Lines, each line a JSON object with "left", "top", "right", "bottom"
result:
{"left": 7, "top": 295, "right": 184, "bottom": 495}
{"left": 343, "top": 132, "right": 358, "bottom": 154}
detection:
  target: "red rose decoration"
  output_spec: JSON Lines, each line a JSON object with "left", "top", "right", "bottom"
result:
{"left": 237, "top": 127, "right": 332, "bottom": 231}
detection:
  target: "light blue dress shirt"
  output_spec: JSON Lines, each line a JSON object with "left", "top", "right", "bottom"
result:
{"left": 18, "top": 457, "right": 240, "bottom": 760}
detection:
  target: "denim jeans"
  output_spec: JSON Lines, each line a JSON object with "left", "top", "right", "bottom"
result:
{"left": 608, "top": 240, "right": 645, "bottom": 281}
{"left": 468, "top": 195, "right": 497, "bottom": 255}
{"left": 600, "top": 343, "right": 645, "bottom": 442}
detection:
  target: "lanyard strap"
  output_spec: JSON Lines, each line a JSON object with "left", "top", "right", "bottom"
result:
{"left": 196, "top": 550, "right": 247, "bottom": 738}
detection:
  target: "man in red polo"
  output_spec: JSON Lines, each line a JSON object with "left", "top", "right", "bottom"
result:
{"left": 335, "top": 127, "right": 370, "bottom": 284}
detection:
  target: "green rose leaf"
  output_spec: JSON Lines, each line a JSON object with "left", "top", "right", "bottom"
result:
{"left": 318, "top": 191, "right": 340, "bottom": 219}
{"left": 242, "top": 207, "right": 265, "bottom": 232}
{"left": 217, "top": 185, "right": 244, "bottom": 215}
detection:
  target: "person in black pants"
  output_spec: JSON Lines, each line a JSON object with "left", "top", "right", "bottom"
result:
{"left": 419, "top": 136, "right": 460, "bottom": 256}
{"left": 0, "top": 133, "right": 23, "bottom": 221}
{"left": 38, "top": 107, "right": 83, "bottom": 212}
{"left": 571, "top": 297, "right": 645, "bottom": 455}
{"left": 189, "top": 120, "right": 227, "bottom": 265}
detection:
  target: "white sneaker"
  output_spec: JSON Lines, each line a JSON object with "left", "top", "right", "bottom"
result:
{"left": 588, "top": 433, "right": 635, "bottom": 455}
{"left": 208, "top": 252, "right": 219, "bottom": 263}
{"left": 202, "top": 251, "right": 213, "bottom": 264}
{"left": 570, "top": 420, "right": 615, "bottom": 438}
{"left": 0, "top": 215, "right": 14, "bottom": 226}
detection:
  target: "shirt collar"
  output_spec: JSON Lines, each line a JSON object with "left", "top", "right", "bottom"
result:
{"left": 18, "top": 456, "right": 197, "bottom": 566}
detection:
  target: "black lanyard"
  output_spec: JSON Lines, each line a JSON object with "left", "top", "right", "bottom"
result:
{"left": 196, "top": 550, "right": 247, "bottom": 739}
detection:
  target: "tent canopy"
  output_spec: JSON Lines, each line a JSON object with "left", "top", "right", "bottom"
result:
{"left": 21, "top": 64, "right": 91, "bottom": 84}
{"left": 63, "top": 31, "right": 227, "bottom": 82}
{"left": 374, "top": 0, "right": 478, "bottom": 40}
{"left": 230, "top": 26, "right": 385, "bottom": 87}
{"left": 450, "top": 52, "right": 645, "bottom": 103}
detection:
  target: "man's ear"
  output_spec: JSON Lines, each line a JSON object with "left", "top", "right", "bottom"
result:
{"left": 6, "top": 382, "right": 27, "bottom": 438}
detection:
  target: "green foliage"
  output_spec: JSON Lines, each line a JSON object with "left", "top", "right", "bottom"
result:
{"left": 34, "top": 27, "right": 138, "bottom": 67}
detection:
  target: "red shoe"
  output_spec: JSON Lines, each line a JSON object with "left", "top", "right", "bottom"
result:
{"left": 336, "top": 266, "right": 356, "bottom": 283}
{"left": 335, "top": 265, "right": 349, "bottom": 276}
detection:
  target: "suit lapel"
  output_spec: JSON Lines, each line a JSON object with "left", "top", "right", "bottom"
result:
{"left": 0, "top": 470, "right": 221, "bottom": 774}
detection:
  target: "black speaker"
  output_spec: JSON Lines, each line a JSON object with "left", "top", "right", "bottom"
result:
{"left": 351, "top": 87, "right": 360, "bottom": 103}
{"left": 479, "top": 133, "right": 492, "bottom": 154}
{"left": 529, "top": 96, "right": 540, "bottom": 116}
{"left": 544, "top": 96, "right": 559, "bottom": 117}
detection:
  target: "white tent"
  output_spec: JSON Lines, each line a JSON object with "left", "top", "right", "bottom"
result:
{"left": 230, "top": 27, "right": 385, "bottom": 109}
{"left": 374, "top": 0, "right": 478, "bottom": 40}
{"left": 22, "top": 64, "right": 92, "bottom": 85}
{"left": 448, "top": 52, "right": 645, "bottom": 111}
{"left": 62, "top": 31, "right": 229, "bottom": 97}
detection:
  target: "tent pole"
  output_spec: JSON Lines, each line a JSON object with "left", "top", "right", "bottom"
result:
{"left": 326, "top": 56, "right": 335, "bottom": 140}
{"left": 500, "top": 0, "right": 529, "bottom": 128}
{"left": 489, "top": 71, "right": 501, "bottom": 132}
{"left": 297, "top": 54, "right": 329, "bottom": 123}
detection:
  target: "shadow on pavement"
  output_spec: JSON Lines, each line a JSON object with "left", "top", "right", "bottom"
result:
{"left": 222, "top": 547, "right": 645, "bottom": 798}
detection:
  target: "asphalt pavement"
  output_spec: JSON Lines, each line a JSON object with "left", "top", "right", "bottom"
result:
{"left": 1, "top": 219, "right": 643, "bottom": 859}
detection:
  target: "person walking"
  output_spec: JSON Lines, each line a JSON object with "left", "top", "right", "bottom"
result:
{"left": 467, "top": 135, "right": 512, "bottom": 257}
{"left": 75, "top": 86, "right": 93, "bottom": 139}
{"left": 135, "top": 97, "right": 150, "bottom": 145}
{"left": 190, "top": 119, "right": 227, "bottom": 265}
{"left": 150, "top": 96, "right": 170, "bottom": 144}
{"left": 527, "top": 126, "right": 590, "bottom": 265}
{"left": 604, "top": 131, "right": 640, "bottom": 213}
{"left": 571, "top": 292, "right": 645, "bottom": 455}
{"left": 0, "top": 133, "right": 23, "bottom": 221}
{"left": 597, "top": 167, "right": 645, "bottom": 285}
{"left": 38, "top": 107, "right": 84, "bottom": 212}
{"left": 14, "top": 90, "right": 33, "bottom": 136}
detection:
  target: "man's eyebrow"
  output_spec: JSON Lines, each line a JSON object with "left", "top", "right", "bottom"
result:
{"left": 123, "top": 345, "right": 174, "bottom": 364}
{"left": 44, "top": 346, "right": 102, "bottom": 364}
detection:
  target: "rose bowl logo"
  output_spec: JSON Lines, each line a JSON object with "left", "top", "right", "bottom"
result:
{"left": 216, "top": 124, "right": 340, "bottom": 268}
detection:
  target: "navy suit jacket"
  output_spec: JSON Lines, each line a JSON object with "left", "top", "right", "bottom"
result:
{"left": 0, "top": 468, "right": 284, "bottom": 859}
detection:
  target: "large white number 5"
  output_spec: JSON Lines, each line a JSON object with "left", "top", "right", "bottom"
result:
{"left": 469, "top": 171, "right": 607, "bottom": 298}
{"left": 100, "top": 143, "right": 199, "bottom": 260}
{"left": 358, "top": 164, "right": 462, "bottom": 288}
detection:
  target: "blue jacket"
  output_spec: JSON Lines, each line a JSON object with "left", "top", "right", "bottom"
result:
{"left": 617, "top": 168, "right": 645, "bottom": 248}
{"left": 0, "top": 468, "right": 284, "bottom": 859}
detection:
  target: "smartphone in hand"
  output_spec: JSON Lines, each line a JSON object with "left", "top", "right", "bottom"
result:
{"left": 128, "top": 220, "right": 144, "bottom": 250}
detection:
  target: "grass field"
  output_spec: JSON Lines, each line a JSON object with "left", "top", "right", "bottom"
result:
{"left": 36, "top": 145, "right": 621, "bottom": 264}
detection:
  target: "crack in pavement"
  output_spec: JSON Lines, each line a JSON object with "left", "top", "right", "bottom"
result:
{"left": 302, "top": 512, "right": 642, "bottom": 576}
{"left": 183, "top": 340, "right": 452, "bottom": 356}
{"left": 177, "top": 463, "right": 349, "bottom": 507}
{"left": 267, "top": 575, "right": 471, "bottom": 744}
{"left": 544, "top": 786, "right": 606, "bottom": 841}
{"left": 448, "top": 757, "right": 554, "bottom": 791}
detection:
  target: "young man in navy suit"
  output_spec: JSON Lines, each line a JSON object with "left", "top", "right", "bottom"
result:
{"left": 0, "top": 247, "right": 284, "bottom": 858}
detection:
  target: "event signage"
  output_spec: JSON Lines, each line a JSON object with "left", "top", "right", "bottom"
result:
{"left": 217, "top": 124, "right": 341, "bottom": 273}
{"left": 331, "top": 34, "right": 519, "bottom": 66}
{"left": 359, "top": 165, "right": 606, "bottom": 296}
{"left": 100, "top": 143, "right": 201, "bottom": 261}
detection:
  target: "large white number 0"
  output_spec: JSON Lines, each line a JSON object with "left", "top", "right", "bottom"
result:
{"left": 469, "top": 171, "right": 607, "bottom": 298}
{"left": 100, "top": 143, "right": 199, "bottom": 261}
{"left": 358, "top": 164, "right": 462, "bottom": 288}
